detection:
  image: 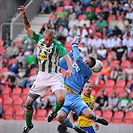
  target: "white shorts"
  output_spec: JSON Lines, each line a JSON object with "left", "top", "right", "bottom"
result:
{"left": 29, "top": 71, "right": 65, "bottom": 97}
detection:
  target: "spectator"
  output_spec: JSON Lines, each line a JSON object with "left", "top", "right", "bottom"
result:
{"left": 96, "top": 14, "right": 107, "bottom": 33}
{"left": 21, "top": 32, "right": 36, "bottom": 48}
{"left": 104, "top": 92, "right": 119, "bottom": 111}
{"left": 56, "top": 25, "right": 68, "bottom": 43}
{"left": 39, "top": 0, "right": 55, "bottom": 14}
{"left": 37, "top": 90, "right": 56, "bottom": 110}
{"left": 126, "top": 7, "right": 133, "bottom": 23}
{"left": 114, "top": 90, "right": 131, "bottom": 112}
{"left": 20, "top": 69, "right": 37, "bottom": 89}
{"left": 108, "top": 14, "right": 118, "bottom": 30}
{"left": 68, "top": 13, "right": 79, "bottom": 29}
{"left": 18, "top": 60, "right": 30, "bottom": 79}
{"left": 3, "top": 33, "right": 12, "bottom": 48}
{"left": 79, "top": 15, "right": 91, "bottom": 28}
{"left": 73, "top": 1, "right": 83, "bottom": 17}
{"left": 81, "top": 34, "right": 92, "bottom": 47}
{"left": 57, "top": 15, "right": 68, "bottom": 29}
{"left": 91, "top": 34, "right": 102, "bottom": 49}
{"left": 102, "top": 34, "right": 111, "bottom": 49}
{"left": 39, "top": 23, "right": 49, "bottom": 35}
{"left": 3, "top": 41, "right": 19, "bottom": 59}
{"left": 112, "top": 41, "right": 127, "bottom": 61}
{"left": 66, "top": 25, "right": 80, "bottom": 42}
{"left": 122, "top": 33, "right": 133, "bottom": 56}
{"left": 80, "top": 24, "right": 92, "bottom": 39}
{"left": 110, "top": 34, "right": 121, "bottom": 48}
{"left": 25, "top": 49, "right": 37, "bottom": 69}
{"left": 16, "top": 51, "right": 25, "bottom": 66}
{"left": 85, "top": 6, "right": 95, "bottom": 21}
{"left": 121, "top": 64, "right": 133, "bottom": 81}
{"left": 97, "top": 44, "right": 107, "bottom": 60}
{"left": 57, "top": 7, "right": 68, "bottom": 19}
{"left": 110, "top": 63, "right": 122, "bottom": 81}
{"left": 8, "top": 59, "right": 19, "bottom": 76}
{"left": 95, "top": 88, "right": 108, "bottom": 112}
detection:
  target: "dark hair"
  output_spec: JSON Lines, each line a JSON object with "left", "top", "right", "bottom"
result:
{"left": 89, "top": 57, "right": 96, "bottom": 68}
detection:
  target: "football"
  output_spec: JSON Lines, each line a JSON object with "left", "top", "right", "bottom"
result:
{"left": 92, "top": 59, "right": 103, "bottom": 73}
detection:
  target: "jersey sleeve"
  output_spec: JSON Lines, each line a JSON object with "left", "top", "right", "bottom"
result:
{"left": 54, "top": 39, "right": 67, "bottom": 57}
{"left": 32, "top": 31, "right": 43, "bottom": 43}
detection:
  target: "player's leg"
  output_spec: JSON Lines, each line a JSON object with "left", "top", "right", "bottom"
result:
{"left": 82, "top": 108, "right": 108, "bottom": 126}
{"left": 23, "top": 93, "right": 39, "bottom": 133}
{"left": 47, "top": 73, "right": 65, "bottom": 122}
{"left": 56, "top": 108, "right": 86, "bottom": 133}
{"left": 47, "top": 89, "right": 65, "bottom": 122}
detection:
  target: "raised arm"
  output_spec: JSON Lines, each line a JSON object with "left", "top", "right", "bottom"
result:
{"left": 18, "top": 6, "right": 33, "bottom": 37}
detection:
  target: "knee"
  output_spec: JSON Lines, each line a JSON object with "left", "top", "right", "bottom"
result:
{"left": 56, "top": 114, "right": 65, "bottom": 123}
{"left": 57, "top": 95, "right": 64, "bottom": 104}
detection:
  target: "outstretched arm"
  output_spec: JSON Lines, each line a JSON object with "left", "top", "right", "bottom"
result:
{"left": 59, "top": 51, "right": 73, "bottom": 70}
{"left": 18, "top": 6, "right": 33, "bottom": 37}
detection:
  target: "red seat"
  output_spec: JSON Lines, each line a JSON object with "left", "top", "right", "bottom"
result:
{"left": 115, "top": 80, "right": 126, "bottom": 89}
{"left": 35, "top": 109, "right": 47, "bottom": 121}
{"left": 3, "top": 108, "right": 14, "bottom": 120}
{"left": 91, "top": 90, "right": 96, "bottom": 97}
{"left": 12, "top": 97, "right": 23, "bottom": 110}
{"left": 102, "top": 111, "right": 113, "bottom": 122}
{"left": 121, "top": 60, "right": 131, "bottom": 70}
{"left": 126, "top": 80, "right": 133, "bottom": 88}
{"left": 56, "top": 6, "right": 63, "bottom": 12}
{"left": 78, "top": 14, "right": 86, "bottom": 20}
{"left": 130, "top": 90, "right": 133, "bottom": 98}
{"left": 29, "top": 68, "right": 38, "bottom": 76}
{"left": 1, "top": 87, "right": 11, "bottom": 99}
{"left": 110, "top": 60, "right": 120, "bottom": 70}
{"left": 14, "top": 108, "right": 24, "bottom": 120}
{"left": 0, "top": 39, "right": 4, "bottom": 47}
{"left": 8, "top": 58, "right": 16, "bottom": 65}
{"left": 104, "top": 87, "right": 113, "bottom": 97}
{"left": 0, "top": 67, "right": 8, "bottom": 73}
{"left": 105, "top": 80, "right": 115, "bottom": 89}
{"left": 123, "top": 111, "right": 133, "bottom": 124}
{"left": 115, "top": 89, "right": 124, "bottom": 97}
{"left": 22, "top": 88, "right": 30, "bottom": 102}
{"left": 112, "top": 111, "right": 124, "bottom": 123}
{"left": 3, "top": 97, "right": 13, "bottom": 111}
{"left": 94, "top": 110, "right": 102, "bottom": 117}
{"left": 11, "top": 87, "right": 22, "bottom": 100}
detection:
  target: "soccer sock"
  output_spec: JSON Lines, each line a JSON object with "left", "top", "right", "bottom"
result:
{"left": 91, "top": 112, "right": 99, "bottom": 121}
{"left": 25, "top": 111, "right": 33, "bottom": 127}
{"left": 53, "top": 99, "right": 64, "bottom": 113}
{"left": 61, "top": 118, "right": 73, "bottom": 128}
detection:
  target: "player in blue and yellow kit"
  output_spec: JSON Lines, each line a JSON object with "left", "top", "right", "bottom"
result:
{"left": 78, "top": 81, "right": 99, "bottom": 133}
{"left": 48, "top": 37, "right": 108, "bottom": 133}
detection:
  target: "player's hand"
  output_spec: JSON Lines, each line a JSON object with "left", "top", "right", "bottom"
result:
{"left": 17, "top": 6, "right": 26, "bottom": 14}
{"left": 71, "top": 36, "right": 80, "bottom": 47}
{"left": 64, "top": 69, "right": 72, "bottom": 79}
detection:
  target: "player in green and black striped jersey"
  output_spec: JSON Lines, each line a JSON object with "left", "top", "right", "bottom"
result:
{"left": 18, "top": 6, "right": 72, "bottom": 133}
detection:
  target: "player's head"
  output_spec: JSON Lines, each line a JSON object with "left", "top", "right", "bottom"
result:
{"left": 83, "top": 81, "right": 93, "bottom": 96}
{"left": 43, "top": 29, "right": 54, "bottom": 46}
{"left": 83, "top": 56, "right": 96, "bottom": 68}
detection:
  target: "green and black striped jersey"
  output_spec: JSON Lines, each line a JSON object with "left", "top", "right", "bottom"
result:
{"left": 33, "top": 31, "right": 67, "bottom": 73}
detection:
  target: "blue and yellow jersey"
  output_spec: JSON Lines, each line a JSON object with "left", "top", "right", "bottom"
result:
{"left": 78, "top": 94, "right": 94, "bottom": 127}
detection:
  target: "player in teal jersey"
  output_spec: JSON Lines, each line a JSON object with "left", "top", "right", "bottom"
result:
{"left": 18, "top": 6, "right": 72, "bottom": 133}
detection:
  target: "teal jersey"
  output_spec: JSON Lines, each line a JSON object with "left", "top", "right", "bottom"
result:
{"left": 33, "top": 31, "right": 67, "bottom": 73}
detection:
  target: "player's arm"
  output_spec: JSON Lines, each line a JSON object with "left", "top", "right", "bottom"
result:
{"left": 63, "top": 54, "right": 72, "bottom": 78}
{"left": 18, "top": 6, "right": 33, "bottom": 37}
{"left": 71, "top": 37, "right": 92, "bottom": 77}
{"left": 59, "top": 51, "right": 73, "bottom": 70}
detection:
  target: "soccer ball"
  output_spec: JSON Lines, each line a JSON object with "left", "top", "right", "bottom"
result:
{"left": 92, "top": 60, "right": 103, "bottom": 73}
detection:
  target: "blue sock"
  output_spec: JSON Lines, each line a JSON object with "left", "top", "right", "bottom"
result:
{"left": 61, "top": 118, "right": 73, "bottom": 128}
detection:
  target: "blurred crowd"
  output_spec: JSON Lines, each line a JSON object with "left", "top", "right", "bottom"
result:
{"left": 0, "top": 0, "right": 133, "bottom": 121}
